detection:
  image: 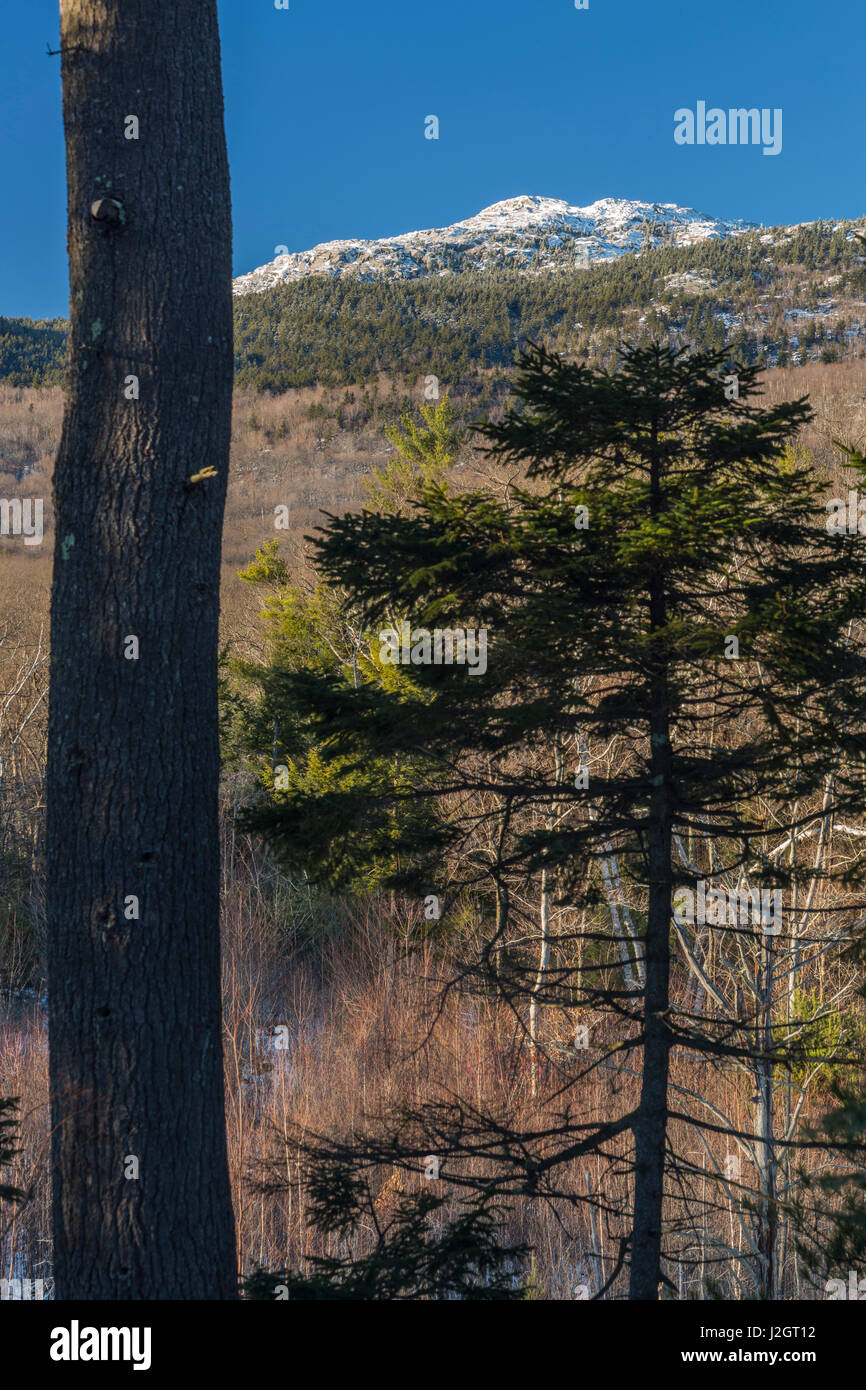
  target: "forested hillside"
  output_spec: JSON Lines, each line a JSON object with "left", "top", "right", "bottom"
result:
{"left": 3, "top": 219, "right": 865, "bottom": 391}
{"left": 0, "top": 318, "right": 69, "bottom": 388}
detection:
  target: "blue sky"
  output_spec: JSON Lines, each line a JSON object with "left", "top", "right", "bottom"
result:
{"left": 0, "top": 0, "right": 862, "bottom": 319}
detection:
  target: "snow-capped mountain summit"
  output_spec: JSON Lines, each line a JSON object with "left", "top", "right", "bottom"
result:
{"left": 232, "top": 195, "right": 756, "bottom": 294}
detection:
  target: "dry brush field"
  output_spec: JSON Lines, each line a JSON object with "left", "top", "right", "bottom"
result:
{"left": 2, "top": 360, "right": 866, "bottom": 1298}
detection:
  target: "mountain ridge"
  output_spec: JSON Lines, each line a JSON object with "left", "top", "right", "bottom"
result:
{"left": 3, "top": 211, "right": 864, "bottom": 389}
{"left": 232, "top": 194, "right": 759, "bottom": 294}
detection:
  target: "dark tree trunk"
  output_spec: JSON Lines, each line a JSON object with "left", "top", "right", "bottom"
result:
{"left": 46, "top": 1, "right": 236, "bottom": 1298}
{"left": 629, "top": 692, "right": 673, "bottom": 1299}
{"left": 629, "top": 422, "right": 673, "bottom": 1301}
{"left": 755, "top": 930, "right": 778, "bottom": 1299}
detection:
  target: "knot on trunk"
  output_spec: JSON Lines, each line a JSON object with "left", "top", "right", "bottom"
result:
{"left": 90, "top": 198, "right": 125, "bottom": 226}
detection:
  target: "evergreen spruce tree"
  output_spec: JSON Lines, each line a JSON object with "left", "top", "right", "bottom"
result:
{"left": 242, "top": 342, "right": 866, "bottom": 1299}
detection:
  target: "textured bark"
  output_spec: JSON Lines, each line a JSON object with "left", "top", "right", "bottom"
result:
{"left": 46, "top": 1, "right": 236, "bottom": 1298}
